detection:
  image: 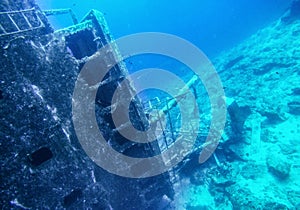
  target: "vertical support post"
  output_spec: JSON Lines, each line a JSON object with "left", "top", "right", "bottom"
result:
{"left": 165, "top": 97, "right": 175, "bottom": 141}
{"left": 34, "top": 11, "right": 45, "bottom": 28}
{"left": 21, "top": 12, "right": 32, "bottom": 28}
{"left": 156, "top": 107, "right": 168, "bottom": 149}
{"left": 0, "top": 23, "right": 7, "bottom": 34}
{"left": 7, "top": 14, "right": 20, "bottom": 31}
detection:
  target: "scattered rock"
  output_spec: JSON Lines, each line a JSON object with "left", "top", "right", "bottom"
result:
{"left": 186, "top": 205, "right": 212, "bottom": 210}
{"left": 190, "top": 169, "right": 208, "bottom": 185}
{"left": 253, "top": 63, "right": 291, "bottom": 75}
{"left": 279, "top": 143, "right": 297, "bottom": 155}
{"left": 260, "top": 106, "right": 288, "bottom": 124}
{"left": 240, "top": 162, "right": 265, "bottom": 180}
{"left": 226, "top": 187, "right": 263, "bottom": 209}
{"left": 224, "top": 55, "right": 244, "bottom": 69}
{"left": 288, "top": 101, "right": 300, "bottom": 115}
{"left": 226, "top": 145, "right": 248, "bottom": 161}
{"left": 263, "top": 202, "right": 289, "bottom": 210}
{"left": 210, "top": 169, "right": 236, "bottom": 189}
{"left": 287, "top": 190, "right": 300, "bottom": 206}
{"left": 261, "top": 128, "right": 278, "bottom": 143}
{"left": 291, "top": 87, "right": 300, "bottom": 95}
{"left": 227, "top": 100, "right": 251, "bottom": 134}
{"left": 213, "top": 178, "right": 236, "bottom": 188}
{"left": 266, "top": 155, "right": 291, "bottom": 179}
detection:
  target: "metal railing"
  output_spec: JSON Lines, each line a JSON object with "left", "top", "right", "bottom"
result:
{"left": 43, "top": 8, "right": 78, "bottom": 25}
{"left": 142, "top": 82, "right": 208, "bottom": 153}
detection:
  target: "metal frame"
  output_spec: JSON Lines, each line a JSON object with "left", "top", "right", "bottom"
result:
{"left": 0, "top": 8, "right": 45, "bottom": 37}
{"left": 42, "top": 8, "right": 78, "bottom": 25}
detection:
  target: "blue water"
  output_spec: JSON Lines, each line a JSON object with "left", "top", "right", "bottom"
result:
{"left": 1, "top": 0, "right": 299, "bottom": 208}
{"left": 37, "top": 0, "right": 292, "bottom": 58}
{"left": 30, "top": 1, "right": 300, "bottom": 209}
{"left": 37, "top": 0, "right": 292, "bottom": 101}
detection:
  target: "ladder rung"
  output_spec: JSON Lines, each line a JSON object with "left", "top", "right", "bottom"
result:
{"left": 0, "top": 23, "right": 7, "bottom": 34}
{"left": 0, "top": 8, "right": 45, "bottom": 37}
{"left": 21, "top": 12, "right": 32, "bottom": 28}
{"left": 7, "top": 13, "right": 21, "bottom": 32}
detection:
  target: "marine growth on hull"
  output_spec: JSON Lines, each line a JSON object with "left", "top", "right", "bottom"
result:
{"left": 0, "top": 0, "right": 300, "bottom": 209}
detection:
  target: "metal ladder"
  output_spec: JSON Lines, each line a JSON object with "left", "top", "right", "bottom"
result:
{"left": 0, "top": 8, "right": 45, "bottom": 37}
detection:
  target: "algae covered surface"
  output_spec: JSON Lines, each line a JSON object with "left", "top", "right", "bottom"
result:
{"left": 174, "top": 16, "right": 300, "bottom": 210}
{"left": 1, "top": 0, "right": 299, "bottom": 209}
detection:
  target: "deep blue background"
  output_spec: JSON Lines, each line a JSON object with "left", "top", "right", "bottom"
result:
{"left": 37, "top": 0, "right": 291, "bottom": 58}
{"left": 36, "top": 0, "right": 293, "bottom": 100}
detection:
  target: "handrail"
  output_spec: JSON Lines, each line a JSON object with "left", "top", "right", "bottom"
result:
{"left": 43, "top": 8, "right": 78, "bottom": 24}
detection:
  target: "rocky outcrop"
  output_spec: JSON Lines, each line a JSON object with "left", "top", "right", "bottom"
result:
{"left": 266, "top": 154, "right": 291, "bottom": 179}
{"left": 176, "top": 0, "right": 300, "bottom": 209}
